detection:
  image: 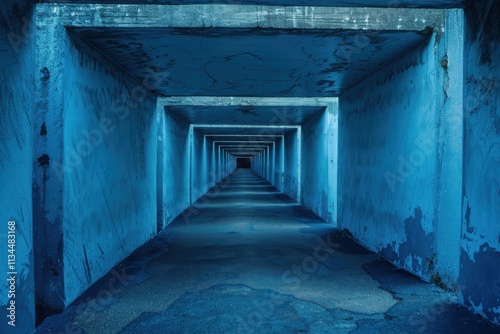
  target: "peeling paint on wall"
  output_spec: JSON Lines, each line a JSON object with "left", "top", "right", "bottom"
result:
{"left": 338, "top": 17, "right": 463, "bottom": 289}
{"left": 460, "top": 0, "right": 500, "bottom": 325}
{"left": 380, "top": 208, "right": 435, "bottom": 279}
{"left": 460, "top": 245, "right": 500, "bottom": 324}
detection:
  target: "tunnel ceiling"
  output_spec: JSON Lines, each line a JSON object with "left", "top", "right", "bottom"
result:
{"left": 206, "top": 135, "right": 284, "bottom": 142}
{"left": 42, "top": 0, "right": 464, "bottom": 8}
{"left": 194, "top": 126, "right": 296, "bottom": 135}
{"left": 167, "top": 106, "right": 324, "bottom": 125}
{"left": 69, "top": 27, "right": 429, "bottom": 97}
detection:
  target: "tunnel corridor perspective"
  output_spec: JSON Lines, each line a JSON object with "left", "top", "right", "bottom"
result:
{"left": 0, "top": 0, "right": 499, "bottom": 333}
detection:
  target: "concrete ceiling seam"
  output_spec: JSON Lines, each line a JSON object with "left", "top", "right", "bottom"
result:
{"left": 160, "top": 97, "right": 337, "bottom": 106}
{"left": 191, "top": 124, "right": 301, "bottom": 129}
{"left": 38, "top": 4, "right": 445, "bottom": 32}
{"left": 165, "top": 97, "right": 335, "bottom": 125}
{"left": 39, "top": 0, "right": 465, "bottom": 9}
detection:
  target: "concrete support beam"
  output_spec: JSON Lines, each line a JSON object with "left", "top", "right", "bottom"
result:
{"left": 161, "top": 96, "right": 344, "bottom": 108}
{"left": 434, "top": 9, "right": 464, "bottom": 288}
{"left": 156, "top": 104, "right": 165, "bottom": 232}
{"left": 38, "top": 4, "right": 444, "bottom": 32}
{"left": 33, "top": 12, "right": 67, "bottom": 323}
{"left": 327, "top": 102, "right": 339, "bottom": 225}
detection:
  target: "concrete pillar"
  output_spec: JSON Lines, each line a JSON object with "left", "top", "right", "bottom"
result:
{"left": 271, "top": 142, "right": 276, "bottom": 185}
{"left": 434, "top": 8, "right": 464, "bottom": 289}
{"left": 284, "top": 129, "right": 300, "bottom": 202}
{"left": 33, "top": 11, "right": 67, "bottom": 322}
{"left": 164, "top": 112, "right": 190, "bottom": 224}
{"left": 156, "top": 105, "right": 165, "bottom": 232}
{"left": 327, "top": 102, "right": 339, "bottom": 226}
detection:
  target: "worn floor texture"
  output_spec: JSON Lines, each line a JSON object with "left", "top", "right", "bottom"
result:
{"left": 37, "top": 169, "right": 500, "bottom": 334}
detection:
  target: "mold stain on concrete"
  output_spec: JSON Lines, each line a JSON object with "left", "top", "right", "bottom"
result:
{"left": 40, "top": 122, "right": 47, "bottom": 136}
{"left": 380, "top": 208, "right": 435, "bottom": 279}
{"left": 40, "top": 67, "right": 50, "bottom": 81}
{"left": 464, "top": 202, "right": 475, "bottom": 234}
{"left": 37, "top": 153, "right": 50, "bottom": 168}
{"left": 460, "top": 243, "right": 500, "bottom": 324}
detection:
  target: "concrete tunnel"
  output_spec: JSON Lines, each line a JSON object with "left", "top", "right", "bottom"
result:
{"left": 1, "top": 0, "right": 499, "bottom": 333}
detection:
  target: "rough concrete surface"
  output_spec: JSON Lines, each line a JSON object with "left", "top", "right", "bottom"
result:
{"left": 36, "top": 170, "right": 499, "bottom": 333}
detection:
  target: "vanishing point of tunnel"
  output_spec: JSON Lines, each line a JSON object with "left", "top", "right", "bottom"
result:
{"left": 1, "top": 0, "right": 499, "bottom": 333}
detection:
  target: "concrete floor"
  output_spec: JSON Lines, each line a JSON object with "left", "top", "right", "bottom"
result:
{"left": 37, "top": 169, "right": 499, "bottom": 334}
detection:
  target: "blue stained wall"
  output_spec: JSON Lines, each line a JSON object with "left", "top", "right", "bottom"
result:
{"left": 0, "top": 0, "right": 36, "bottom": 332}
{"left": 273, "top": 137, "right": 284, "bottom": 192}
{"left": 62, "top": 35, "right": 158, "bottom": 304}
{"left": 204, "top": 137, "right": 214, "bottom": 193}
{"left": 338, "top": 10, "right": 464, "bottom": 288}
{"left": 460, "top": 0, "right": 500, "bottom": 324}
{"left": 161, "top": 111, "right": 190, "bottom": 227}
{"left": 327, "top": 104, "right": 338, "bottom": 225}
{"left": 252, "top": 152, "right": 261, "bottom": 176}
{"left": 301, "top": 111, "right": 329, "bottom": 221}
{"left": 283, "top": 130, "right": 299, "bottom": 201}
{"left": 266, "top": 145, "right": 272, "bottom": 182}
{"left": 300, "top": 105, "right": 338, "bottom": 224}
{"left": 227, "top": 153, "right": 236, "bottom": 174}
{"left": 191, "top": 129, "right": 207, "bottom": 203}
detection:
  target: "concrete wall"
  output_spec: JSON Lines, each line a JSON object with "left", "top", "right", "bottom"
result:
{"left": 301, "top": 111, "right": 329, "bottom": 221}
{"left": 191, "top": 129, "right": 220, "bottom": 203}
{"left": 270, "top": 142, "right": 276, "bottom": 185}
{"left": 252, "top": 151, "right": 262, "bottom": 176}
{"left": 274, "top": 137, "right": 284, "bottom": 192}
{"left": 229, "top": 153, "right": 236, "bottom": 174}
{"left": 191, "top": 129, "right": 205, "bottom": 203}
{"left": 300, "top": 104, "right": 338, "bottom": 224}
{"left": 460, "top": 0, "right": 500, "bottom": 325}
{"left": 283, "top": 130, "right": 300, "bottom": 201}
{"left": 62, "top": 35, "right": 158, "bottom": 305}
{"left": 205, "top": 137, "right": 215, "bottom": 192}
{"left": 161, "top": 111, "right": 190, "bottom": 227}
{"left": 327, "top": 104, "right": 339, "bottom": 225}
{"left": 0, "top": 0, "right": 36, "bottom": 332}
{"left": 266, "top": 146, "right": 272, "bottom": 182}
{"left": 338, "top": 11, "right": 464, "bottom": 288}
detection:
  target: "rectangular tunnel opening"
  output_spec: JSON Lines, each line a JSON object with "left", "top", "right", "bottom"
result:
{"left": 236, "top": 157, "right": 252, "bottom": 168}
{"left": 16, "top": 3, "right": 500, "bottom": 332}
